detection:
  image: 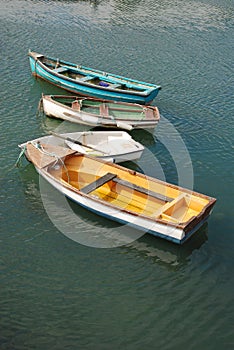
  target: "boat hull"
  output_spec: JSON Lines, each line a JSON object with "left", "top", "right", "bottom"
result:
{"left": 21, "top": 143, "right": 216, "bottom": 246}
{"left": 42, "top": 95, "right": 160, "bottom": 129}
{"left": 37, "top": 167, "right": 213, "bottom": 245}
{"left": 29, "top": 53, "right": 160, "bottom": 104}
{"left": 19, "top": 131, "right": 144, "bottom": 163}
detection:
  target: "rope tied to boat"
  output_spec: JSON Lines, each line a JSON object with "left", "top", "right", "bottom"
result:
{"left": 36, "top": 96, "right": 45, "bottom": 119}
{"left": 31, "top": 141, "right": 70, "bottom": 183}
{"left": 15, "top": 144, "right": 26, "bottom": 168}
{"left": 31, "top": 140, "right": 61, "bottom": 161}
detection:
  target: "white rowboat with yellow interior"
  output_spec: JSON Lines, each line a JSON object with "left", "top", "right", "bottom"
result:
{"left": 21, "top": 143, "right": 216, "bottom": 245}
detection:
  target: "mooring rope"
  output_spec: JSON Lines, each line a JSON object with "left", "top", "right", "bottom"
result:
{"left": 36, "top": 97, "right": 44, "bottom": 118}
{"left": 31, "top": 141, "right": 70, "bottom": 183}
{"left": 0, "top": 145, "right": 26, "bottom": 180}
{"left": 15, "top": 145, "right": 26, "bottom": 168}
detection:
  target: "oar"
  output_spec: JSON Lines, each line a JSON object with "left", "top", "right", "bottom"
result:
{"left": 49, "top": 131, "right": 110, "bottom": 155}
{"left": 62, "top": 112, "right": 133, "bottom": 131}
{"left": 113, "top": 121, "right": 133, "bottom": 131}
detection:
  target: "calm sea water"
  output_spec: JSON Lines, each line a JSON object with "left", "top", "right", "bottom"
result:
{"left": 0, "top": 0, "right": 234, "bottom": 349}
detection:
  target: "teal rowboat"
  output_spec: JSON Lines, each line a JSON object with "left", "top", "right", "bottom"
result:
{"left": 28, "top": 51, "right": 161, "bottom": 104}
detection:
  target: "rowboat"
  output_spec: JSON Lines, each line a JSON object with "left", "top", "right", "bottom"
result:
{"left": 20, "top": 142, "right": 216, "bottom": 245}
{"left": 40, "top": 94, "right": 160, "bottom": 130}
{"left": 28, "top": 51, "right": 161, "bottom": 104}
{"left": 19, "top": 130, "right": 144, "bottom": 163}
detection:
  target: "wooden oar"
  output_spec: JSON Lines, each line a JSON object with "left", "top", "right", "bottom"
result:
{"left": 115, "top": 121, "right": 133, "bottom": 131}
{"left": 62, "top": 112, "right": 133, "bottom": 131}
{"left": 49, "top": 131, "right": 110, "bottom": 155}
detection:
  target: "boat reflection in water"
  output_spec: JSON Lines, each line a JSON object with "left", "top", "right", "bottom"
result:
{"left": 123, "top": 224, "right": 208, "bottom": 269}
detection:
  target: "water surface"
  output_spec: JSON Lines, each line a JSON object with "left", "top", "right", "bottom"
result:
{"left": 0, "top": 0, "right": 234, "bottom": 349}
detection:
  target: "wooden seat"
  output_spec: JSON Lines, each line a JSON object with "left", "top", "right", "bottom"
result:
{"left": 53, "top": 66, "right": 68, "bottom": 74}
{"left": 79, "top": 75, "right": 93, "bottom": 82}
{"left": 81, "top": 172, "right": 173, "bottom": 203}
{"left": 144, "top": 109, "right": 155, "bottom": 120}
{"left": 109, "top": 83, "right": 122, "bottom": 89}
{"left": 72, "top": 100, "right": 81, "bottom": 111}
{"left": 100, "top": 103, "right": 109, "bottom": 116}
{"left": 112, "top": 178, "right": 173, "bottom": 203}
{"left": 80, "top": 173, "right": 117, "bottom": 194}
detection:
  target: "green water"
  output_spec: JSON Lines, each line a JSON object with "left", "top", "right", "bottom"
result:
{"left": 1, "top": 0, "right": 234, "bottom": 349}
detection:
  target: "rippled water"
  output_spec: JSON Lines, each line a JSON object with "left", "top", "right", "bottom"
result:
{"left": 0, "top": 0, "right": 234, "bottom": 349}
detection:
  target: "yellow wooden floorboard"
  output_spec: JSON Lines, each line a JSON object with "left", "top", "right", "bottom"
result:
{"left": 92, "top": 187, "right": 161, "bottom": 217}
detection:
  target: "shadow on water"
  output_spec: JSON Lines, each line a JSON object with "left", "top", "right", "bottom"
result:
{"left": 123, "top": 224, "right": 208, "bottom": 270}
{"left": 18, "top": 162, "right": 208, "bottom": 269}
{"left": 17, "top": 163, "right": 42, "bottom": 207}
{"left": 30, "top": 76, "right": 74, "bottom": 97}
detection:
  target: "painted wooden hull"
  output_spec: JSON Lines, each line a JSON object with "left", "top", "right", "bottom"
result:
{"left": 22, "top": 143, "right": 216, "bottom": 245}
{"left": 41, "top": 94, "right": 160, "bottom": 130}
{"left": 19, "top": 131, "right": 144, "bottom": 163}
{"left": 28, "top": 51, "right": 161, "bottom": 104}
